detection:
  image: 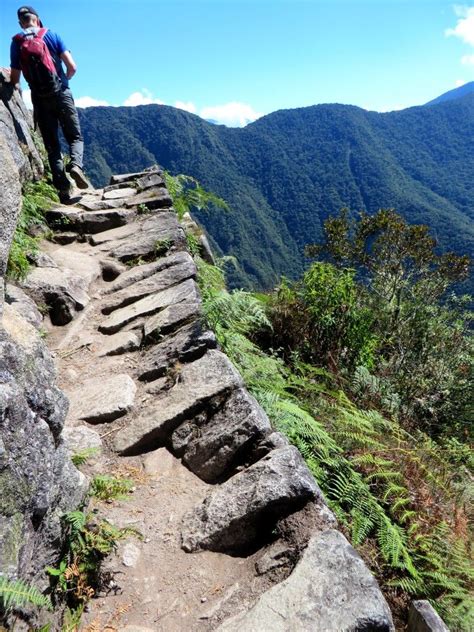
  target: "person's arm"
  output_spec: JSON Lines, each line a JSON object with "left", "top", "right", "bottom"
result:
{"left": 10, "top": 40, "right": 22, "bottom": 90}
{"left": 60, "top": 51, "right": 76, "bottom": 79}
{"left": 10, "top": 67, "right": 22, "bottom": 89}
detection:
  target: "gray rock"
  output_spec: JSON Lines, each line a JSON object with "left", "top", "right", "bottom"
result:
{"left": 255, "top": 541, "right": 293, "bottom": 575}
{"left": 139, "top": 320, "right": 216, "bottom": 381}
{"left": 124, "top": 188, "right": 172, "bottom": 210}
{"left": 62, "top": 424, "right": 103, "bottom": 454}
{"left": 96, "top": 330, "right": 142, "bottom": 357}
{"left": 22, "top": 265, "right": 89, "bottom": 325}
{"left": 5, "top": 284, "right": 43, "bottom": 329}
{"left": 175, "top": 388, "right": 272, "bottom": 482}
{"left": 217, "top": 529, "right": 395, "bottom": 632}
{"left": 136, "top": 172, "right": 165, "bottom": 190}
{"left": 114, "top": 349, "right": 243, "bottom": 454}
{"left": 142, "top": 300, "right": 202, "bottom": 340}
{"left": 76, "top": 195, "right": 125, "bottom": 211}
{"left": 88, "top": 222, "right": 137, "bottom": 246}
{"left": 0, "top": 70, "right": 43, "bottom": 180}
{"left": 46, "top": 206, "right": 135, "bottom": 234}
{"left": 121, "top": 542, "right": 141, "bottom": 568}
{"left": 51, "top": 232, "right": 78, "bottom": 245}
{"left": 0, "top": 128, "right": 21, "bottom": 278}
{"left": 104, "top": 213, "right": 185, "bottom": 262}
{"left": 48, "top": 248, "right": 102, "bottom": 287}
{"left": 0, "top": 307, "right": 86, "bottom": 588}
{"left": 103, "top": 187, "right": 137, "bottom": 200}
{"left": 101, "top": 258, "right": 196, "bottom": 315}
{"left": 29, "top": 252, "right": 58, "bottom": 268}
{"left": 181, "top": 446, "right": 319, "bottom": 553}
{"left": 408, "top": 601, "right": 449, "bottom": 632}
{"left": 68, "top": 374, "right": 137, "bottom": 424}
{"left": 99, "top": 278, "right": 199, "bottom": 334}
{"left": 104, "top": 251, "right": 193, "bottom": 294}
{"left": 110, "top": 168, "right": 162, "bottom": 185}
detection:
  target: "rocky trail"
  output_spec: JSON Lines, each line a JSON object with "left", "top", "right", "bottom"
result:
{"left": 10, "top": 168, "right": 395, "bottom": 631}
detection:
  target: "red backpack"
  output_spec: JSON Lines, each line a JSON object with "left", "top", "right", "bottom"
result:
{"left": 14, "top": 28, "right": 62, "bottom": 97}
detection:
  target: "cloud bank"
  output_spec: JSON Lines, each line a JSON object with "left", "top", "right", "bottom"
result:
{"left": 446, "top": 5, "right": 474, "bottom": 46}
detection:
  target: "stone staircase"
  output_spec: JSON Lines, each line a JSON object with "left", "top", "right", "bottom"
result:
{"left": 15, "top": 167, "right": 395, "bottom": 631}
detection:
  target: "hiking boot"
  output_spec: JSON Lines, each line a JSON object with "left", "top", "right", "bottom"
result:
{"left": 59, "top": 188, "right": 73, "bottom": 204}
{"left": 69, "top": 165, "right": 90, "bottom": 190}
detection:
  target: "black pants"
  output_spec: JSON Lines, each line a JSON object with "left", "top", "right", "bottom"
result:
{"left": 33, "top": 88, "right": 84, "bottom": 192}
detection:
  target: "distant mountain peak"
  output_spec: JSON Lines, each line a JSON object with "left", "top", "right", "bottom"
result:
{"left": 425, "top": 81, "right": 474, "bottom": 106}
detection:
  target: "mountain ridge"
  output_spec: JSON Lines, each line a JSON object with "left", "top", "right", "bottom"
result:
{"left": 78, "top": 92, "right": 474, "bottom": 289}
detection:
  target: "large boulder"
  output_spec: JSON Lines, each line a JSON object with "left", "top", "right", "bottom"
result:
{"left": 0, "top": 306, "right": 87, "bottom": 589}
{"left": 181, "top": 445, "right": 319, "bottom": 553}
{"left": 0, "top": 69, "right": 43, "bottom": 181}
{"left": 217, "top": 529, "right": 395, "bottom": 632}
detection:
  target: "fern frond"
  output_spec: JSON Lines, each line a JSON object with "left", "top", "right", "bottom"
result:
{"left": 0, "top": 576, "right": 51, "bottom": 611}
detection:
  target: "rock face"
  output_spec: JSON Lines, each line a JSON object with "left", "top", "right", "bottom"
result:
{"left": 0, "top": 305, "right": 87, "bottom": 587}
{"left": 408, "top": 601, "right": 450, "bottom": 632}
{"left": 0, "top": 69, "right": 43, "bottom": 182}
{"left": 0, "top": 78, "right": 85, "bottom": 629}
{"left": 217, "top": 529, "right": 395, "bottom": 632}
{"left": 182, "top": 446, "right": 320, "bottom": 553}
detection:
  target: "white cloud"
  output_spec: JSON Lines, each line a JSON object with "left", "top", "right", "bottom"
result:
{"left": 455, "top": 79, "right": 467, "bottom": 86}
{"left": 123, "top": 89, "right": 164, "bottom": 106}
{"left": 75, "top": 96, "right": 110, "bottom": 108}
{"left": 446, "top": 6, "right": 474, "bottom": 46}
{"left": 200, "top": 102, "right": 263, "bottom": 127}
{"left": 175, "top": 101, "right": 197, "bottom": 114}
{"left": 461, "top": 53, "right": 474, "bottom": 64}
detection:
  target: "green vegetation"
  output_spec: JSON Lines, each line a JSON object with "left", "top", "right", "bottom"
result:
{"left": 89, "top": 474, "right": 133, "bottom": 501}
{"left": 0, "top": 576, "right": 51, "bottom": 613}
{"left": 78, "top": 93, "right": 474, "bottom": 290}
{"left": 7, "top": 180, "right": 58, "bottom": 280}
{"left": 163, "top": 171, "right": 228, "bottom": 220}
{"left": 70, "top": 448, "right": 100, "bottom": 467}
{"left": 46, "top": 510, "right": 139, "bottom": 605}
{"left": 194, "top": 208, "right": 473, "bottom": 629}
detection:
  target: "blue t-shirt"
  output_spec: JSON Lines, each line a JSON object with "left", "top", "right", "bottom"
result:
{"left": 10, "top": 28, "right": 69, "bottom": 89}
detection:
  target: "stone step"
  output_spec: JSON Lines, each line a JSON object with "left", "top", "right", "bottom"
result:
{"left": 98, "top": 278, "right": 199, "bottom": 335}
{"left": 109, "top": 167, "right": 163, "bottom": 185}
{"left": 96, "top": 330, "right": 142, "bottom": 357}
{"left": 181, "top": 445, "right": 319, "bottom": 554}
{"left": 216, "top": 529, "right": 395, "bottom": 632}
{"left": 113, "top": 349, "right": 243, "bottom": 455}
{"left": 103, "top": 187, "right": 137, "bottom": 200}
{"left": 124, "top": 188, "right": 172, "bottom": 210}
{"left": 143, "top": 300, "right": 202, "bottom": 340}
{"left": 104, "top": 251, "right": 193, "bottom": 294}
{"left": 97, "top": 213, "right": 185, "bottom": 262}
{"left": 138, "top": 320, "right": 216, "bottom": 381}
{"left": 46, "top": 207, "right": 136, "bottom": 234}
{"left": 101, "top": 258, "right": 196, "bottom": 315}
{"left": 22, "top": 265, "right": 89, "bottom": 325}
{"left": 68, "top": 373, "right": 137, "bottom": 424}
{"left": 171, "top": 387, "right": 272, "bottom": 483}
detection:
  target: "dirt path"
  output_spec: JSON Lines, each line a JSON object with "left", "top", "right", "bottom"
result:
{"left": 39, "top": 177, "right": 286, "bottom": 631}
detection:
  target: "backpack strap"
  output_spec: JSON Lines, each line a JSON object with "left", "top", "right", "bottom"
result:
{"left": 13, "top": 33, "right": 25, "bottom": 43}
{"left": 37, "top": 28, "right": 48, "bottom": 39}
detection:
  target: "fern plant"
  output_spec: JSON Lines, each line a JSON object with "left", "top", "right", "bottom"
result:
{"left": 0, "top": 576, "right": 51, "bottom": 612}
{"left": 198, "top": 260, "right": 473, "bottom": 631}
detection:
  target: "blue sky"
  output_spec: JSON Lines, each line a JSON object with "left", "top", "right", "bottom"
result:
{"left": 1, "top": 0, "right": 473, "bottom": 125}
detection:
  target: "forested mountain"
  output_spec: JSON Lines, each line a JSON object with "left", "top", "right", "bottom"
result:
{"left": 425, "top": 80, "right": 474, "bottom": 105}
{"left": 78, "top": 92, "right": 474, "bottom": 289}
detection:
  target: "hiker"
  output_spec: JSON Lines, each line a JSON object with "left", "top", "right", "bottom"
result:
{"left": 10, "top": 5, "right": 89, "bottom": 203}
